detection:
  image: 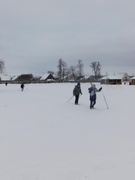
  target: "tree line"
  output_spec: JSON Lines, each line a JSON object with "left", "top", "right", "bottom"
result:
{"left": 48, "top": 59, "right": 101, "bottom": 81}
{"left": 0, "top": 59, "right": 101, "bottom": 81}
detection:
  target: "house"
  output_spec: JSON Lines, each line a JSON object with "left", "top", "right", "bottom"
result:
{"left": 40, "top": 73, "right": 55, "bottom": 82}
{"left": 11, "top": 75, "right": 19, "bottom": 81}
{"left": 120, "top": 73, "right": 131, "bottom": 83}
{"left": 101, "top": 73, "right": 131, "bottom": 85}
{"left": 14, "top": 74, "right": 34, "bottom": 82}
{"left": 0, "top": 74, "right": 12, "bottom": 82}
{"left": 101, "top": 75, "right": 122, "bottom": 85}
{"left": 130, "top": 77, "right": 135, "bottom": 85}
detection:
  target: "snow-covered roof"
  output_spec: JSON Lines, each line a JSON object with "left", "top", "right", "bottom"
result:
{"left": 40, "top": 73, "right": 55, "bottom": 80}
{"left": 11, "top": 75, "right": 19, "bottom": 80}
{"left": 131, "top": 76, "right": 135, "bottom": 79}
{"left": 101, "top": 75, "right": 122, "bottom": 80}
{"left": 0, "top": 74, "right": 12, "bottom": 81}
{"left": 40, "top": 73, "right": 49, "bottom": 80}
{"left": 101, "top": 73, "right": 131, "bottom": 80}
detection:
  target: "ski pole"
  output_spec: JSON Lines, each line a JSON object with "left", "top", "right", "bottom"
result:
{"left": 67, "top": 95, "right": 74, "bottom": 103}
{"left": 102, "top": 91, "right": 109, "bottom": 109}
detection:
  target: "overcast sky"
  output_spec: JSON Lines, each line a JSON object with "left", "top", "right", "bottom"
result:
{"left": 0, "top": 0, "right": 135, "bottom": 76}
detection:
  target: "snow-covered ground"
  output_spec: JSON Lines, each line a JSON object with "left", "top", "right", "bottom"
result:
{"left": 0, "top": 82, "right": 135, "bottom": 180}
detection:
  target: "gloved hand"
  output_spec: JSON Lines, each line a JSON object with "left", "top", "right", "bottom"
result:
{"left": 99, "top": 87, "right": 102, "bottom": 91}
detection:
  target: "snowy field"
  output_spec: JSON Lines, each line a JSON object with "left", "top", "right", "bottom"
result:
{"left": 0, "top": 82, "right": 135, "bottom": 180}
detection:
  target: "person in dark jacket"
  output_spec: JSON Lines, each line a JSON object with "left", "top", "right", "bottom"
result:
{"left": 20, "top": 83, "right": 25, "bottom": 91}
{"left": 88, "top": 84, "right": 102, "bottom": 109}
{"left": 73, "top": 82, "right": 82, "bottom": 105}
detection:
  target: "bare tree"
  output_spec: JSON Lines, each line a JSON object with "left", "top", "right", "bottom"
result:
{"left": 68, "top": 65, "right": 76, "bottom": 80}
{"left": 90, "top": 61, "right": 101, "bottom": 79}
{"left": 76, "top": 59, "right": 84, "bottom": 77}
{"left": 57, "top": 58, "right": 68, "bottom": 81}
{"left": 0, "top": 59, "right": 5, "bottom": 74}
{"left": 57, "top": 58, "right": 63, "bottom": 80}
{"left": 62, "top": 61, "right": 68, "bottom": 80}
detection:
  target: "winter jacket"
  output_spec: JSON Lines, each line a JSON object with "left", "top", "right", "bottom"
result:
{"left": 73, "top": 85, "right": 82, "bottom": 96}
{"left": 88, "top": 86, "right": 102, "bottom": 100}
{"left": 21, "top": 84, "right": 24, "bottom": 89}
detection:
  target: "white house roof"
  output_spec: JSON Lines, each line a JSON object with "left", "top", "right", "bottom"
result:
{"left": 131, "top": 76, "right": 135, "bottom": 79}
{"left": 0, "top": 74, "right": 12, "bottom": 81}
{"left": 40, "top": 73, "right": 55, "bottom": 80}
{"left": 40, "top": 74, "right": 49, "bottom": 80}
{"left": 101, "top": 75, "right": 122, "bottom": 80}
{"left": 11, "top": 75, "right": 19, "bottom": 80}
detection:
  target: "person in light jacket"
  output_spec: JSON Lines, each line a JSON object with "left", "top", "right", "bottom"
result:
{"left": 88, "top": 84, "right": 102, "bottom": 109}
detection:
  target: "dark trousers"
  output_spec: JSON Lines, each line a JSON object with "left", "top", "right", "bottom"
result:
{"left": 90, "top": 100, "right": 96, "bottom": 108}
{"left": 75, "top": 95, "right": 79, "bottom": 104}
{"left": 90, "top": 96, "right": 96, "bottom": 108}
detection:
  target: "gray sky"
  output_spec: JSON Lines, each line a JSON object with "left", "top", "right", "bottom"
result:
{"left": 0, "top": 0, "right": 135, "bottom": 76}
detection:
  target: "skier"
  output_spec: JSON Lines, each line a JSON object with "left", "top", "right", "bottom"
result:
{"left": 73, "top": 82, "right": 82, "bottom": 105}
{"left": 20, "top": 83, "right": 25, "bottom": 91}
{"left": 88, "top": 84, "right": 102, "bottom": 109}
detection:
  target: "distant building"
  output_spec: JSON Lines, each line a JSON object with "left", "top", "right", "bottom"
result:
{"left": 40, "top": 73, "right": 55, "bottom": 82}
{"left": 101, "top": 73, "right": 131, "bottom": 85}
{"left": 120, "top": 73, "right": 131, "bottom": 83}
{"left": 101, "top": 75, "right": 122, "bottom": 85}
{"left": 15, "top": 74, "right": 34, "bottom": 82}
{"left": 130, "top": 77, "right": 135, "bottom": 85}
{"left": 0, "top": 74, "right": 12, "bottom": 82}
{"left": 11, "top": 75, "right": 19, "bottom": 81}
